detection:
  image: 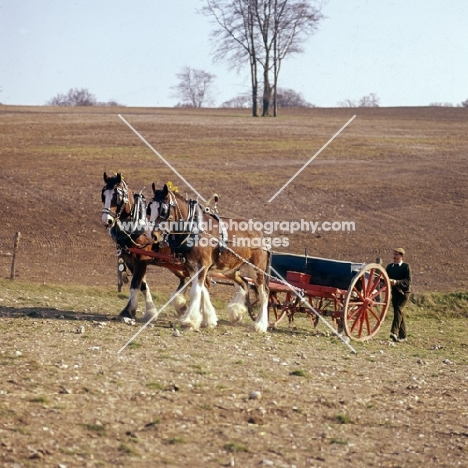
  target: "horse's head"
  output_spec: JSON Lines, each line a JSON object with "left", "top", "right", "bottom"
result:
{"left": 101, "top": 172, "right": 132, "bottom": 227}
{"left": 147, "top": 183, "right": 175, "bottom": 228}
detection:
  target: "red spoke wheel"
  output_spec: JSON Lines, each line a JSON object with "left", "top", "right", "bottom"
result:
{"left": 342, "top": 263, "right": 391, "bottom": 341}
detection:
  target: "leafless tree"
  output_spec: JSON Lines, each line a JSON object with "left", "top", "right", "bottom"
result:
{"left": 171, "top": 67, "right": 216, "bottom": 108}
{"left": 201, "top": 1, "right": 260, "bottom": 116}
{"left": 429, "top": 102, "right": 454, "bottom": 107}
{"left": 274, "top": 87, "right": 314, "bottom": 107}
{"left": 358, "top": 93, "right": 380, "bottom": 107}
{"left": 222, "top": 93, "right": 252, "bottom": 108}
{"left": 222, "top": 87, "right": 313, "bottom": 108}
{"left": 461, "top": 99, "right": 468, "bottom": 108}
{"left": 201, "top": 0, "right": 324, "bottom": 117}
{"left": 337, "top": 98, "right": 357, "bottom": 108}
{"left": 47, "top": 88, "right": 97, "bottom": 106}
{"left": 338, "top": 94, "right": 380, "bottom": 108}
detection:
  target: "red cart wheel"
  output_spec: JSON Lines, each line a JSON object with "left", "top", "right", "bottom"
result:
{"left": 342, "top": 263, "right": 391, "bottom": 341}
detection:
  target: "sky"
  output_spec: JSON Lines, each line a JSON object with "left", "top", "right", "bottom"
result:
{"left": 1, "top": 0, "right": 467, "bottom": 108}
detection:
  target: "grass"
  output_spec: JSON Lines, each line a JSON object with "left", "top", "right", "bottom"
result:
{"left": 146, "top": 381, "right": 165, "bottom": 390}
{"left": 330, "top": 438, "right": 348, "bottom": 445}
{"left": 409, "top": 291, "right": 468, "bottom": 318}
{"left": 224, "top": 442, "right": 249, "bottom": 453}
{"left": 82, "top": 423, "right": 107, "bottom": 436}
{"left": 166, "top": 437, "right": 185, "bottom": 445}
{"left": 128, "top": 341, "right": 142, "bottom": 349}
{"left": 29, "top": 396, "right": 49, "bottom": 404}
{"left": 119, "top": 443, "right": 140, "bottom": 456}
{"left": 334, "top": 414, "right": 353, "bottom": 424}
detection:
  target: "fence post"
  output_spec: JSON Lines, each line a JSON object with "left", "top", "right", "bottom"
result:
{"left": 10, "top": 232, "right": 21, "bottom": 280}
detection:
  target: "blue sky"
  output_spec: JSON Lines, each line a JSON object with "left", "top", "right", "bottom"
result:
{"left": 1, "top": 0, "right": 467, "bottom": 107}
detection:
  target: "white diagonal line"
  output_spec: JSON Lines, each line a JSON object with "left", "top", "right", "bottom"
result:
{"left": 118, "top": 114, "right": 207, "bottom": 202}
{"left": 117, "top": 266, "right": 205, "bottom": 354}
{"left": 268, "top": 115, "right": 356, "bottom": 202}
{"left": 269, "top": 265, "right": 357, "bottom": 353}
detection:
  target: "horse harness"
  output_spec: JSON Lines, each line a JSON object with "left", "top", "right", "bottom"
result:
{"left": 151, "top": 192, "right": 228, "bottom": 255}
{"left": 102, "top": 180, "right": 149, "bottom": 250}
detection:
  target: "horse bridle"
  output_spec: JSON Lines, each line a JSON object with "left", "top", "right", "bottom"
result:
{"left": 148, "top": 191, "right": 180, "bottom": 225}
{"left": 101, "top": 180, "right": 130, "bottom": 226}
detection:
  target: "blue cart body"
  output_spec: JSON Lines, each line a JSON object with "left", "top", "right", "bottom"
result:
{"left": 269, "top": 251, "right": 365, "bottom": 291}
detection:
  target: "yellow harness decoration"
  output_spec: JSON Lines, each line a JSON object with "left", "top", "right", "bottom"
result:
{"left": 166, "top": 181, "right": 179, "bottom": 193}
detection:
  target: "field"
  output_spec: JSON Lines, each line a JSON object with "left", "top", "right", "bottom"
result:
{"left": 1, "top": 105, "right": 468, "bottom": 467}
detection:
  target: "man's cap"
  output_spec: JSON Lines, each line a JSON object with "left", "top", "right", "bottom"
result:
{"left": 393, "top": 247, "right": 405, "bottom": 255}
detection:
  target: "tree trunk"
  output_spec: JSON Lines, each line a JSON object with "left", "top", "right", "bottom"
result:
{"left": 252, "top": 84, "right": 258, "bottom": 117}
{"left": 262, "top": 66, "right": 271, "bottom": 117}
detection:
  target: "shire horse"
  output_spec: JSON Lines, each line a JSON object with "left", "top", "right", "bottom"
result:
{"left": 148, "top": 183, "right": 270, "bottom": 333}
{"left": 101, "top": 173, "right": 188, "bottom": 321}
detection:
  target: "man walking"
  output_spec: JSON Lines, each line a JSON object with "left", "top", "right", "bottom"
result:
{"left": 386, "top": 248, "right": 411, "bottom": 342}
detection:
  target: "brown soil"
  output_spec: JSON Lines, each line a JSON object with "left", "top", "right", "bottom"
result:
{"left": 0, "top": 105, "right": 467, "bottom": 467}
{"left": 1, "top": 105, "right": 467, "bottom": 293}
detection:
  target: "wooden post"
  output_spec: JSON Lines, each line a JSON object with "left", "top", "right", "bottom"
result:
{"left": 10, "top": 232, "right": 21, "bottom": 280}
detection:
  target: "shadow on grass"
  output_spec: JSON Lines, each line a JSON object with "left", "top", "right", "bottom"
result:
{"left": 0, "top": 305, "right": 180, "bottom": 332}
{"left": 0, "top": 305, "right": 116, "bottom": 322}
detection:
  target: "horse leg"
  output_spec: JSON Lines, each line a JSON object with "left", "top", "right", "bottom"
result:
{"left": 179, "top": 269, "right": 204, "bottom": 330}
{"left": 172, "top": 274, "right": 188, "bottom": 317}
{"left": 141, "top": 272, "right": 159, "bottom": 323}
{"left": 252, "top": 272, "right": 269, "bottom": 333}
{"left": 200, "top": 283, "right": 218, "bottom": 328}
{"left": 227, "top": 272, "right": 248, "bottom": 323}
{"left": 119, "top": 261, "right": 146, "bottom": 319}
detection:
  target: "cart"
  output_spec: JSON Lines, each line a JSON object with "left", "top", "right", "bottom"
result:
{"left": 264, "top": 251, "right": 391, "bottom": 341}
{"left": 127, "top": 247, "right": 391, "bottom": 341}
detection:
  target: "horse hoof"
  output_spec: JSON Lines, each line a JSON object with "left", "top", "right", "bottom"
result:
{"left": 119, "top": 310, "right": 134, "bottom": 319}
{"left": 180, "top": 321, "right": 194, "bottom": 330}
{"left": 142, "top": 308, "right": 158, "bottom": 323}
{"left": 252, "top": 323, "right": 268, "bottom": 333}
{"left": 201, "top": 321, "right": 218, "bottom": 329}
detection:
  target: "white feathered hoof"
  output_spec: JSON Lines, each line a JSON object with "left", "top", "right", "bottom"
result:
{"left": 142, "top": 307, "right": 158, "bottom": 323}
{"left": 179, "top": 318, "right": 194, "bottom": 329}
{"left": 228, "top": 303, "right": 247, "bottom": 324}
{"left": 251, "top": 321, "right": 268, "bottom": 333}
{"left": 172, "top": 294, "right": 188, "bottom": 317}
{"left": 201, "top": 317, "right": 218, "bottom": 329}
{"left": 179, "top": 317, "right": 202, "bottom": 331}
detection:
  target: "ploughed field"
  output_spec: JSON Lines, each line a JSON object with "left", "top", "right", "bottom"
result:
{"left": 1, "top": 105, "right": 467, "bottom": 293}
{"left": 0, "top": 106, "right": 467, "bottom": 467}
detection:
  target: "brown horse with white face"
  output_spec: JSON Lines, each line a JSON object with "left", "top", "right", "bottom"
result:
{"left": 148, "top": 183, "right": 270, "bottom": 333}
{"left": 101, "top": 173, "right": 188, "bottom": 321}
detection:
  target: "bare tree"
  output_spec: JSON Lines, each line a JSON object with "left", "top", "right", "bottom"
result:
{"left": 47, "top": 88, "right": 97, "bottom": 106}
{"left": 270, "top": 1, "right": 323, "bottom": 116}
{"left": 461, "top": 99, "right": 468, "bottom": 108}
{"left": 338, "top": 94, "right": 380, "bottom": 108}
{"left": 358, "top": 93, "right": 380, "bottom": 107}
{"left": 222, "top": 93, "right": 252, "bottom": 108}
{"left": 202, "top": 0, "right": 324, "bottom": 117}
{"left": 171, "top": 67, "right": 216, "bottom": 108}
{"left": 274, "top": 87, "right": 314, "bottom": 107}
{"left": 337, "top": 98, "right": 357, "bottom": 108}
{"left": 429, "top": 102, "right": 454, "bottom": 107}
{"left": 201, "top": 1, "right": 260, "bottom": 116}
